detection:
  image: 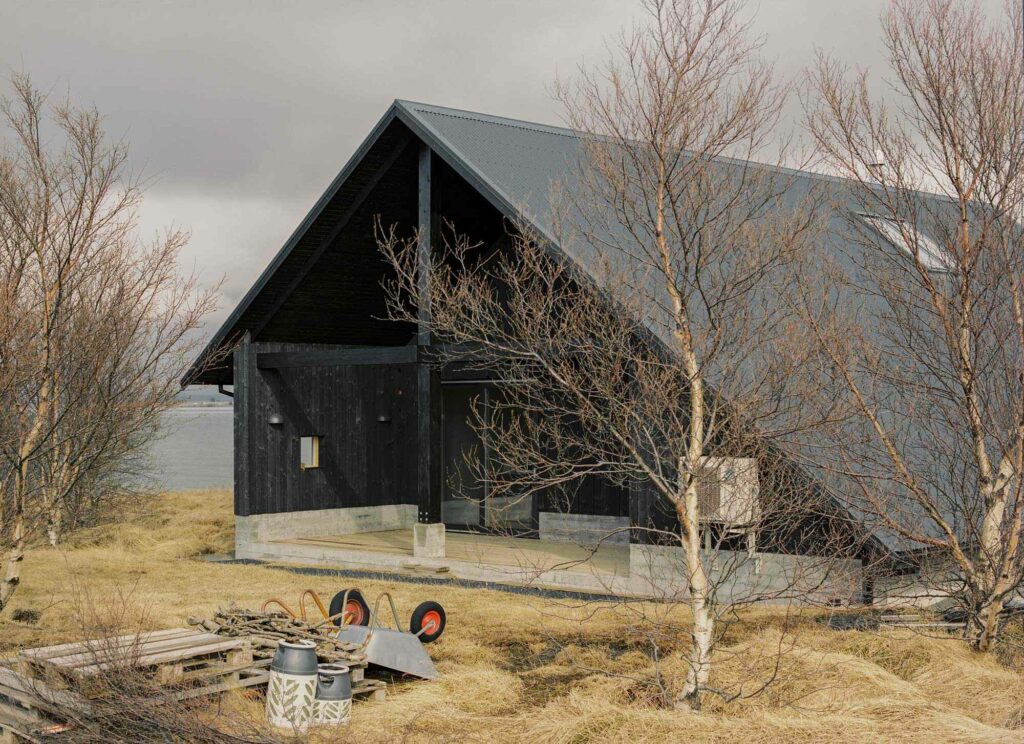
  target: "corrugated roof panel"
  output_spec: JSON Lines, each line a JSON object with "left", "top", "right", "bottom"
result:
{"left": 401, "top": 102, "right": 580, "bottom": 237}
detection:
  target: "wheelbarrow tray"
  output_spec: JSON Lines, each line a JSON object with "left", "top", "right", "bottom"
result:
{"left": 336, "top": 624, "right": 439, "bottom": 680}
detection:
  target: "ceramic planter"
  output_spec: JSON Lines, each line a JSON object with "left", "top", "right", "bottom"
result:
{"left": 312, "top": 663, "right": 352, "bottom": 726}
{"left": 265, "top": 640, "right": 318, "bottom": 731}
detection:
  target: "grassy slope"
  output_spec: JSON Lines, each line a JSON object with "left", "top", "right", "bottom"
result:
{"left": 0, "top": 490, "right": 1021, "bottom": 743}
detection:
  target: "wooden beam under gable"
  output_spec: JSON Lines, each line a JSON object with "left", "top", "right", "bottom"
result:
{"left": 256, "top": 346, "right": 417, "bottom": 369}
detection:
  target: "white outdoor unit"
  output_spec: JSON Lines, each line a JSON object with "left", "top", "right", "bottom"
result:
{"left": 695, "top": 457, "right": 759, "bottom": 528}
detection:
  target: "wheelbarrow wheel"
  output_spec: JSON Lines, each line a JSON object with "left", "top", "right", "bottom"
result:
{"left": 410, "top": 601, "right": 446, "bottom": 643}
{"left": 329, "top": 589, "right": 371, "bottom": 627}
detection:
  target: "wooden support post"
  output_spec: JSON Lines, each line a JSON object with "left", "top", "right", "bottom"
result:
{"left": 862, "top": 556, "right": 876, "bottom": 606}
{"left": 417, "top": 142, "right": 432, "bottom": 347}
{"left": 157, "top": 663, "right": 184, "bottom": 685}
{"left": 417, "top": 143, "right": 442, "bottom": 523}
{"left": 629, "top": 479, "right": 654, "bottom": 545}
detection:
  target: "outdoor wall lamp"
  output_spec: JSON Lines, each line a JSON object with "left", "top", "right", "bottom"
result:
{"left": 377, "top": 413, "right": 391, "bottom": 423}
{"left": 268, "top": 413, "right": 284, "bottom": 426}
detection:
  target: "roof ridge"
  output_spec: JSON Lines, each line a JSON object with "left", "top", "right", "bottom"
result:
{"left": 395, "top": 99, "right": 956, "bottom": 200}
{"left": 394, "top": 99, "right": 870, "bottom": 189}
{"left": 395, "top": 99, "right": 580, "bottom": 140}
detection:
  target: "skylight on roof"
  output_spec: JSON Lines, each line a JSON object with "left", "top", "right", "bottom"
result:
{"left": 862, "top": 216, "right": 952, "bottom": 272}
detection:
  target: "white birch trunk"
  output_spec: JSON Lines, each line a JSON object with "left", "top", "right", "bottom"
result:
{"left": 0, "top": 514, "right": 25, "bottom": 613}
{"left": 678, "top": 478, "right": 714, "bottom": 710}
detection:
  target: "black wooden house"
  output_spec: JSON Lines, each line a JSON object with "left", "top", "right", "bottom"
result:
{"left": 184, "top": 101, "right": 879, "bottom": 598}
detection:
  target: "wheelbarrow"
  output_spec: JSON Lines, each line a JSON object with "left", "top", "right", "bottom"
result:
{"left": 261, "top": 588, "right": 446, "bottom": 681}
{"left": 330, "top": 588, "right": 445, "bottom": 680}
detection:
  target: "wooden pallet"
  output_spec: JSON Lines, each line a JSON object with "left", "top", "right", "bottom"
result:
{"left": 0, "top": 665, "right": 85, "bottom": 743}
{"left": 353, "top": 679, "right": 387, "bottom": 703}
{"left": 1, "top": 629, "right": 269, "bottom": 742}
{"left": 20, "top": 628, "right": 254, "bottom": 680}
{"left": 189, "top": 609, "right": 370, "bottom": 683}
{"left": 239, "top": 636, "right": 366, "bottom": 683}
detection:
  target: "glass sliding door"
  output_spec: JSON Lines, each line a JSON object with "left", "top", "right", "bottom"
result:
{"left": 441, "top": 383, "right": 486, "bottom": 529}
{"left": 441, "top": 382, "right": 534, "bottom": 533}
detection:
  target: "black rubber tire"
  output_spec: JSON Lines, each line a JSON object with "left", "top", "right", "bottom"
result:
{"left": 329, "top": 589, "right": 371, "bottom": 627}
{"left": 409, "top": 600, "right": 446, "bottom": 643}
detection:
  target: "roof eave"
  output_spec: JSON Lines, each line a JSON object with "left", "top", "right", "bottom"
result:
{"left": 182, "top": 102, "right": 409, "bottom": 386}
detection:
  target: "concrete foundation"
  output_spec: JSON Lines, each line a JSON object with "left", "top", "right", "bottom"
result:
{"left": 235, "top": 504, "right": 417, "bottom": 552}
{"left": 629, "top": 544, "right": 864, "bottom": 604}
{"left": 872, "top": 555, "right": 964, "bottom": 608}
{"left": 413, "top": 523, "right": 446, "bottom": 558}
{"left": 234, "top": 509, "right": 864, "bottom": 603}
{"left": 539, "top": 512, "right": 630, "bottom": 545}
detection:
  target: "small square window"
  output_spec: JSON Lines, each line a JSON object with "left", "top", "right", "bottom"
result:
{"left": 300, "top": 436, "right": 320, "bottom": 470}
{"left": 862, "top": 215, "right": 952, "bottom": 272}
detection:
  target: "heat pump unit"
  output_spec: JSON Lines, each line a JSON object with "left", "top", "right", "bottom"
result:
{"left": 696, "top": 457, "right": 759, "bottom": 527}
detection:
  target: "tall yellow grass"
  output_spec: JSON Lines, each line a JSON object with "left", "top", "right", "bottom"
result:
{"left": 1, "top": 490, "right": 1021, "bottom": 743}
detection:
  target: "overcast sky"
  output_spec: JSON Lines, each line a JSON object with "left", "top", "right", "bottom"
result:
{"left": 0, "top": 0, "right": 1007, "bottom": 338}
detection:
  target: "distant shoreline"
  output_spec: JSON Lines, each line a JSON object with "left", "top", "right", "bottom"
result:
{"left": 171, "top": 402, "right": 232, "bottom": 410}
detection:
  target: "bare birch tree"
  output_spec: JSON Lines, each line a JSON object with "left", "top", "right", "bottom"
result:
{"left": 378, "top": 0, "right": 854, "bottom": 710}
{"left": 0, "top": 74, "right": 218, "bottom": 613}
{"left": 801, "top": 0, "right": 1024, "bottom": 650}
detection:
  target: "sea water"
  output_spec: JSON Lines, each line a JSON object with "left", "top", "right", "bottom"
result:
{"left": 148, "top": 406, "right": 233, "bottom": 491}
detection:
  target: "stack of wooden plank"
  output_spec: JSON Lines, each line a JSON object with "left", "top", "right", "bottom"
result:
{"left": 0, "top": 666, "right": 82, "bottom": 742}
{"left": 0, "top": 628, "right": 266, "bottom": 742}
{"left": 188, "top": 607, "right": 369, "bottom": 682}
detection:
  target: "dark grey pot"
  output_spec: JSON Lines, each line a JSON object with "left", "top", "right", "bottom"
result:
{"left": 271, "top": 640, "right": 318, "bottom": 675}
{"left": 316, "top": 664, "right": 352, "bottom": 701}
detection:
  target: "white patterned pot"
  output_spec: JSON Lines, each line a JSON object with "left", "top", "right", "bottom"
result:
{"left": 312, "top": 663, "right": 352, "bottom": 726}
{"left": 266, "top": 640, "right": 318, "bottom": 732}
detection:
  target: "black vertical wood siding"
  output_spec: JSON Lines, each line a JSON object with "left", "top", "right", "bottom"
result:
{"left": 229, "top": 149, "right": 633, "bottom": 529}
{"left": 233, "top": 333, "right": 255, "bottom": 516}
{"left": 241, "top": 342, "right": 418, "bottom": 515}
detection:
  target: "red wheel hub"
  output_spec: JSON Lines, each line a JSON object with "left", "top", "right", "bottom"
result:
{"left": 345, "top": 601, "right": 365, "bottom": 625}
{"left": 421, "top": 609, "right": 442, "bottom": 633}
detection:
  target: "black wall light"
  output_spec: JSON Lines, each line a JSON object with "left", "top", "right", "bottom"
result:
{"left": 268, "top": 413, "right": 284, "bottom": 426}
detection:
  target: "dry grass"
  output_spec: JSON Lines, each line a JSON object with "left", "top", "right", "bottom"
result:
{"left": 1, "top": 490, "right": 1022, "bottom": 743}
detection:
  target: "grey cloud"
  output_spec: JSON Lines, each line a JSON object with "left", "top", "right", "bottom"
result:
{"left": 0, "top": 0, "right": 1007, "bottom": 332}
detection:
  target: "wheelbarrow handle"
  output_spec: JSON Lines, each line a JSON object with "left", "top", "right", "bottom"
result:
{"left": 369, "top": 591, "right": 403, "bottom": 631}
{"left": 261, "top": 597, "right": 298, "bottom": 618}
{"left": 299, "top": 589, "right": 330, "bottom": 623}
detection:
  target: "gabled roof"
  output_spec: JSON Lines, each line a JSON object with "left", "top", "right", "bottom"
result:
{"left": 185, "top": 100, "right": 572, "bottom": 384}
{"left": 187, "top": 99, "right": 846, "bottom": 383}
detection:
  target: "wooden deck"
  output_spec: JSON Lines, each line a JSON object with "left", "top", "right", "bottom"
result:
{"left": 273, "top": 530, "right": 630, "bottom": 577}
